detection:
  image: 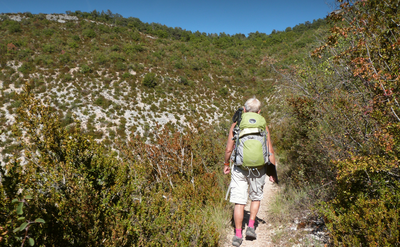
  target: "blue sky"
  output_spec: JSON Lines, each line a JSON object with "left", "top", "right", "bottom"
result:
{"left": 1, "top": 0, "right": 337, "bottom": 35}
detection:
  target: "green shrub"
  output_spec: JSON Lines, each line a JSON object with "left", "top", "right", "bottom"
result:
{"left": 82, "top": 29, "right": 96, "bottom": 38}
{"left": 211, "top": 59, "right": 222, "bottom": 66}
{"left": 121, "top": 72, "right": 131, "bottom": 79}
{"left": 190, "top": 60, "right": 202, "bottom": 70}
{"left": 133, "top": 44, "right": 145, "bottom": 52}
{"left": 110, "top": 45, "right": 120, "bottom": 51}
{"left": 17, "top": 49, "right": 33, "bottom": 59}
{"left": 174, "top": 61, "right": 184, "bottom": 69}
{"left": 43, "top": 28, "right": 55, "bottom": 36}
{"left": 130, "top": 31, "right": 141, "bottom": 41}
{"left": 80, "top": 64, "right": 92, "bottom": 74}
{"left": 59, "top": 54, "right": 70, "bottom": 64}
{"left": 42, "top": 44, "right": 56, "bottom": 53}
{"left": 218, "top": 87, "right": 228, "bottom": 96}
{"left": 234, "top": 67, "right": 244, "bottom": 76}
{"left": 150, "top": 103, "right": 158, "bottom": 112}
{"left": 63, "top": 73, "right": 73, "bottom": 82}
{"left": 94, "top": 95, "right": 111, "bottom": 109}
{"left": 72, "top": 35, "right": 80, "bottom": 41}
{"left": 95, "top": 52, "right": 109, "bottom": 65}
{"left": 68, "top": 41, "right": 79, "bottom": 49}
{"left": 61, "top": 111, "right": 74, "bottom": 127}
{"left": 227, "top": 48, "right": 241, "bottom": 59}
{"left": 8, "top": 21, "right": 21, "bottom": 33}
{"left": 109, "top": 52, "right": 125, "bottom": 61}
{"left": 142, "top": 73, "right": 157, "bottom": 88}
{"left": 18, "top": 63, "right": 32, "bottom": 74}
{"left": 179, "top": 76, "right": 189, "bottom": 86}
{"left": 245, "top": 57, "right": 254, "bottom": 64}
{"left": 115, "top": 61, "right": 126, "bottom": 71}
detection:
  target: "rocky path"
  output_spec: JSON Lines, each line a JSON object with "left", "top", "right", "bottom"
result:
{"left": 222, "top": 179, "right": 280, "bottom": 247}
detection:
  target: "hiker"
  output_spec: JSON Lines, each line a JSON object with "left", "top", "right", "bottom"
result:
{"left": 223, "top": 97, "right": 277, "bottom": 246}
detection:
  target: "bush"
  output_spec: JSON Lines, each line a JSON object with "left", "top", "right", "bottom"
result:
{"left": 72, "top": 35, "right": 80, "bottom": 41}
{"left": 43, "top": 28, "right": 55, "bottom": 36}
{"left": 18, "top": 62, "right": 32, "bottom": 74}
{"left": 63, "top": 73, "right": 73, "bottom": 82}
{"left": 82, "top": 29, "right": 96, "bottom": 38}
{"left": 95, "top": 52, "right": 109, "bottom": 65}
{"left": 59, "top": 54, "right": 70, "bottom": 64}
{"left": 94, "top": 95, "right": 112, "bottom": 109}
{"left": 179, "top": 76, "right": 189, "bottom": 86}
{"left": 110, "top": 45, "right": 120, "bottom": 51}
{"left": 234, "top": 67, "right": 244, "bottom": 76}
{"left": 42, "top": 44, "right": 56, "bottom": 53}
{"left": 219, "top": 87, "right": 228, "bottom": 96}
{"left": 211, "top": 59, "right": 222, "bottom": 66}
{"left": 121, "top": 72, "right": 131, "bottom": 79}
{"left": 8, "top": 21, "right": 21, "bottom": 33}
{"left": 174, "top": 61, "right": 183, "bottom": 69}
{"left": 115, "top": 61, "right": 126, "bottom": 71}
{"left": 319, "top": 155, "right": 400, "bottom": 246}
{"left": 142, "top": 73, "right": 157, "bottom": 88}
{"left": 130, "top": 31, "right": 140, "bottom": 41}
{"left": 0, "top": 91, "right": 229, "bottom": 246}
{"left": 277, "top": 1, "right": 400, "bottom": 245}
{"left": 80, "top": 64, "right": 92, "bottom": 74}
{"left": 68, "top": 41, "right": 79, "bottom": 49}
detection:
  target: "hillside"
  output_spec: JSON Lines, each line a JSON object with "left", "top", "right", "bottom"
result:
{"left": 0, "top": 12, "right": 330, "bottom": 162}
{"left": 0, "top": 11, "right": 337, "bottom": 246}
{"left": 2, "top": 2, "right": 400, "bottom": 246}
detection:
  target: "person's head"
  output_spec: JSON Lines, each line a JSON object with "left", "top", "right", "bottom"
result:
{"left": 244, "top": 97, "right": 261, "bottom": 113}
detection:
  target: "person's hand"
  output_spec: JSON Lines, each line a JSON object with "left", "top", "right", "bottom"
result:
{"left": 269, "top": 175, "right": 277, "bottom": 183}
{"left": 223, "top": 165, "right": 230, "bottom": 174}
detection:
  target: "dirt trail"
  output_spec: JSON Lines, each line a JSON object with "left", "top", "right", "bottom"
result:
{"left": 222, "top": 179, "right": 280, "bottom": 247}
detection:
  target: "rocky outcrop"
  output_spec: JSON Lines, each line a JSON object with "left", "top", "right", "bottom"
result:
{"left": 0, "top": 14, "right": 78, "bottom": 23}
{"left": 7, "top": 15, "right": 28, "bottom": 22}
{"left": 46, "top": 14, "right": 78, "bottom": 23}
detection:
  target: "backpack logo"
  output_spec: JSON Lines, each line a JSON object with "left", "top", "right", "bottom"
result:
{"left": 249, "top": 118, "right": 256, "bottom": 124}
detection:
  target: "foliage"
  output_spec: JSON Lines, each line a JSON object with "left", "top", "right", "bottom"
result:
{"left": 277, "top": 0, "right": 400, "bottom": 245}
{"left": 80, "top": 64, "right": 92, "bottom": 73}
{"left": 142, "top": 72, "right": 157, "bottom": 88}
{"left": 7, "top": 21, "right": 22, "bottom": 33}
{"left": 219, "top": 87, "right": 228, "bottom": 96}
{"left": 82, "top": 29, "right": 96, "bottom": 38}
{"left": 8, "top": 195, "right": 45, "bottom": 246}
{"left": 0, "top": 88, "right": 229, "bottom": 246}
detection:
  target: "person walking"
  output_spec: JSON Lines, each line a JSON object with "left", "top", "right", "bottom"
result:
{"left": 223, "top": 97, "right": 277, "bottom": 246}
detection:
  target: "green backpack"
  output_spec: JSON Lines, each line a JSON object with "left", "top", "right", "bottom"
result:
{"left": 231, "top": 112, "right": 269, "bottom": 169}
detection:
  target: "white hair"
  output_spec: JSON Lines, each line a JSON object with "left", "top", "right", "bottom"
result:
{"left": 244, "top": 97, "right": 261, "bottom": 112}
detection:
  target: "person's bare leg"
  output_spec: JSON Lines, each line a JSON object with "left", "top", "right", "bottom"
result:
{"left": 234, "top": 204, "right": 245, "bottom": 232}
{"left": 249, "top": 200, "right": 260, "bottom": 223}
{"left": 245, "top": 200, "right": 260, "bottom": 239}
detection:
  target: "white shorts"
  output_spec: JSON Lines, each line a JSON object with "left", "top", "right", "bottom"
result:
{"left": 229, "top": 165, "right": 266, "bottom": 205}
